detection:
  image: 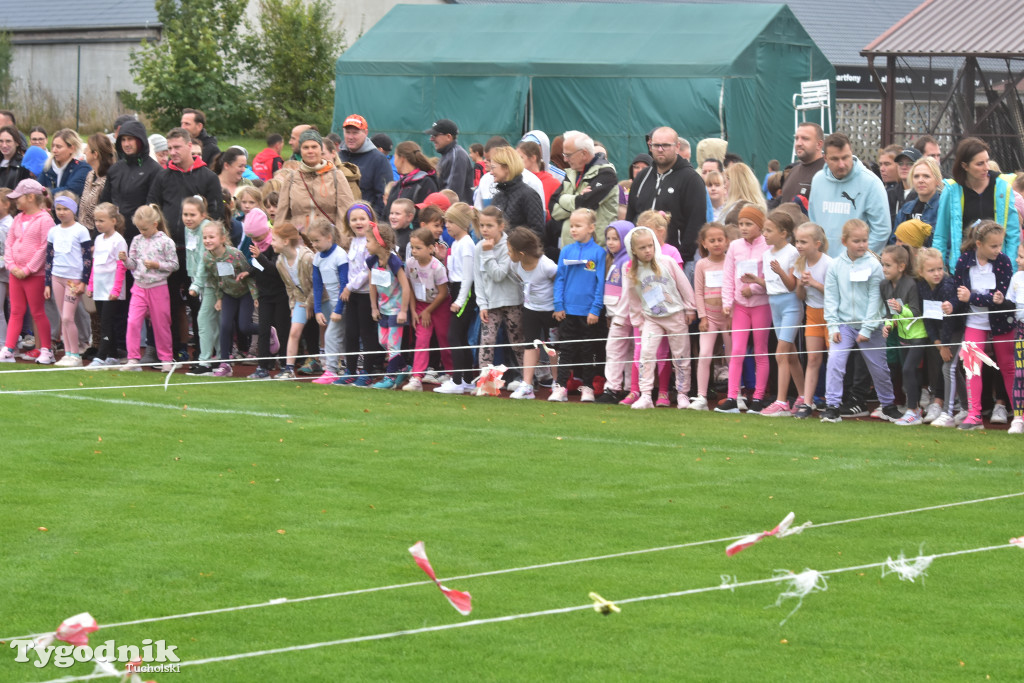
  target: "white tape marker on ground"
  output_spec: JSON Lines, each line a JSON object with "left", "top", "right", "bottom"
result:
{"left": 49, "top": 393, "right": 293, "bottom": 419}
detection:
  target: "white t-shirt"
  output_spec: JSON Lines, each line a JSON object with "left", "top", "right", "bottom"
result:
{"left": 47, "top": 222, "right": 92, "bottom": 280}
{"left": 1007, "top": 271, "right": 1024, "bottom": 322}
{"left": 406, "top": 256, "right": 448, "bottom": 303}
{"left": 313, "top": 245, "right": 348, "bottom": 299}
{"left": 967, "top": 262, "right": 994, "bottom": 330}
{"left": 91, "top": 231, "right": 128, "bottom": 300}
{"left": 762, "top": 243, "right": 798, "bottom": 296}
{"left": 794, "top": 252, "right": 832, "bottom": 309}
{"left": 515, "top": 255, "right": 558, "bottom": 311}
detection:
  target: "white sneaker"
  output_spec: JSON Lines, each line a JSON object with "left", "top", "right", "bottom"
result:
{"left": 1009, "top": 417, "right": 1024, "bottom": 434}
{"left": 104, "top": 357, "right": 122, "bottom": 366}
{"left": 630, "top": 394, "right": 655, "bottom": 410}
{"left": 919, "top": 388, "right": 932, "bottom": 409}
{"left": 433, "top": 379, "right": 465, "bottom": 394}
{"left": 403, "top": 377, "right": 423, "bottom": 392}
{"left": 547, "top": 384, "right": 568, "bottom": 402}
{"left": 510, "top": 384, "right": 535, "bottom": 400}
{"left": 677, "top": 394, "right": 691, "bottom": 409}
{"left": 87, "top": 357, "right": 107, "bottom": 368}
{"left": 953, "top": 409, "right": 969, "bottom": 426}
{"left": 160, "top": 363, "right": 175, "bottom": 373}
{"left": 580, "top": 386, "right": 595, "bottom": 402}
{"left": 736, "top": 395, "right": 747, "bottom": 412}
{"left": 35, "top": 348, "right": 56, "bottom": 365}
{"left": 991, "top": 403, "right": 1009, "bottom": 424}
{"left": 922, "top": 403, "right": 943, "bottom": 424}
{"left": 120, "top": 359, "right": 143, "bottom": 371}
{"left": 506, "top": 380, "right": 524, "bottom": 393}
{"left": 688, "top": 395, "right": 708, "bottom": 411}
{"left": 0, "top": 347, "right": 15, "bottom": 363}
{"left": 55, "top": 354, "right": 83, "bottom": 367}
{"left": 930, "top": 412, "right": 955, "bottom": 428}
{"left": 421, "top": 371, "right": 441, "bottom": 385}
{"left": 870, "top": 406, "right": 885, "bottom": 419}
{"left": 17, "top": 335, "right": 35, "bottom": 350}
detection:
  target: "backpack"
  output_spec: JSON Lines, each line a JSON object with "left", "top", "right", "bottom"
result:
{"left": 339, "top": 161, "right": 362, "bottom": 200}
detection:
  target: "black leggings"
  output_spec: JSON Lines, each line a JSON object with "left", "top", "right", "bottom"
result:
{"left": 900, "top": 341, "right": 928, "bottom": 411}
{"left": 447, "top": 281, "right": 477, "bottom": 384}
{"left": 257, "top": 292, "right": 290, "bottom": 370}
{"left": 95, "top": 299, "right": 128, "bottom": 360}
{"left": 219, "top": 293, "right": 259, "bottom": 360}
{"left": 556, "top": 313, "right": 603, "bottom": 388}
{"left": 344, "top": 292, "right": 384, "bottom": 375}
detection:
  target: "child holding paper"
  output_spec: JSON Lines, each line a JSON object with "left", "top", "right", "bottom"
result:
{"left": 880, "top": 244, "right": 928, "bottom": 425}
{"left": 915, "top": 247, "right": 965, "bottom": 427}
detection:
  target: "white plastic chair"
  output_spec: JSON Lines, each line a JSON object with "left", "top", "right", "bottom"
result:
{"left": 792, "top": 80, "right": 833, "bottom": 160}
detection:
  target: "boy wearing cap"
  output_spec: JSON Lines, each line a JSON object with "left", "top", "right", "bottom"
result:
{"left": 338, "top": 114, "right": 391, "bottom": 219}
{"left": 425, "top": 118, "right": 473, "bottom": 203}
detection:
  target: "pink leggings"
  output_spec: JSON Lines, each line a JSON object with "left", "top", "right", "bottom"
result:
{"left": 629, "top": 333, "right": 673, "bottom": 394}
{"left": 963, "top": 326, "right": 1015, "bottom": 420}
{"left": 51, "top": 276, "right": 82, "bottom": 354}
{"left": 126, "top": 284, "right": 173, "bottom": 362}
{"left": 604, "top": 319, "right": 635, "bottom": 392}
{"left": 727, "top": 303, "right": 770, "bottom": 399}
{"left": 639, "top": 315, "right": 691, "bottom": 394}
{"left": 411, "top": 300, "right": 453, "bottom": 377}
{"left": 5, "top": 274, "right": 51, "bottom": 350}
{"left": 697, "top": 308, "right": 731, "bottom": 397}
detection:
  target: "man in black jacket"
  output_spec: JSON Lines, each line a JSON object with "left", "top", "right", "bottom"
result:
{"left": 99, "top": 120, "right": 164, "bottom": 243}
{"left": 180, "top": 108, "right": 220, "bottom": 166}
{"left": 626, "top": 126, "right": 707, "bottom": 281}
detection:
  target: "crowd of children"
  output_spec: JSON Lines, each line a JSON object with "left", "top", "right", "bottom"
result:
{"left": 3, "top": 149, "right": 1024, "bottom": 436}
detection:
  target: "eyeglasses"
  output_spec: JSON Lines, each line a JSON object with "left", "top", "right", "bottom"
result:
{"left": 650, "top": 143, "right": 676, "bottom": 151}
{"left": 562, "top": 148, "right": 582, "bottom": 160}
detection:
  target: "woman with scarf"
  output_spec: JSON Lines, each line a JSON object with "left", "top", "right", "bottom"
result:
{"left": 276, "top": 129, "right": 355, "bottom": 232}
{"left": 78, "top": 134, "right": 116, "bottom": 232}
{"left": 40, "top": 129, "right": 92, "bottom": 197}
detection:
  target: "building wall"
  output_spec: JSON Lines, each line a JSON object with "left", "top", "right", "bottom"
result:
{"left": 244, "top": 0, "right": 445, "bottom": 47}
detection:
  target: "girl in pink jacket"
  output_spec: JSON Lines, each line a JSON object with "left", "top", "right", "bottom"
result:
{"left": 0, "top": 180, "right": 56, "bottom": 364}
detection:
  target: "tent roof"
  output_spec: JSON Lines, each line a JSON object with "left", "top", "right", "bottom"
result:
{"left": 337, "top": 3, "right": 813, "bottom": 78}
{"left": 451, "top": 0, "right": 922, "bottom": 68}
{"left": 863, "top": 0, "right": 1024, "bottom": 58}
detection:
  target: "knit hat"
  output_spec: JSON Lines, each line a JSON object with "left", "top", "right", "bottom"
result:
{"left": 894, "top": 218, "right": 932, "bottom": 248}
{"left": 21, "top": 146, "right": 47, "bottom": 176}
{"left": 243, "top": 208, "right": 273, "bottom": 252}
{"left": 298, "top": 128, "right": 323, "bottom": 147}
{"left": 738, "top": 205, "right": 765, "bottom": 230}
{"left": 148, "top": 134, "right": 168, "bottom": 152}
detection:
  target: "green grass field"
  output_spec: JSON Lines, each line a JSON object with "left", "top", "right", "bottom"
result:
{"left": 1, "top": 366, "right": 1021, "bottom": 682}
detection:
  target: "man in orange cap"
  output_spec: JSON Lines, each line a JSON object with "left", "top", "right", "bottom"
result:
{"left": 339, "top": 113, "right": 391, "bottom": 218}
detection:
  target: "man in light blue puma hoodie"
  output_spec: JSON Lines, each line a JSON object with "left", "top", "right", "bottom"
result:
{"left": 808, "top": 133, "right": 890, "bottom": 257}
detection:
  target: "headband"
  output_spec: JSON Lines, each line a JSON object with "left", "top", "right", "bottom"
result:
{"left": 54, "top": 196, "right": 78, "bottom": 214}
{"left": 370, "top": 222, "right": 385, "bottom": 247}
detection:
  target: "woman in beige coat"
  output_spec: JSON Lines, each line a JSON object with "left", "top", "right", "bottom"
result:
{"left": 276, "top": 129, "right": 354, "bottom": 232}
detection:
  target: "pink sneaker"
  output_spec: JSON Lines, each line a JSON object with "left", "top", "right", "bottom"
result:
{"left": 269, "top": 327, "right": 280, "bottom": 354}
{"left": 313, "top": 371, "right": 339, "bottom": 385}
{"left": 619, "top": 391, "right": 640, "bottom": 406}
{"left": 759, "top": 400, "right": 791, "bottom": 417}
{"left": 655, "top": 392, "right": 671, "bottom": 408}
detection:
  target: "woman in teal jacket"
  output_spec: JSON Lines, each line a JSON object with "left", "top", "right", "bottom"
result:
{"left": 932, "top": 136, "right": 1019, "bottom": 273}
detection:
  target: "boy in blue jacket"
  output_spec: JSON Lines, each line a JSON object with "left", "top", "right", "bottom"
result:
{"left": 551, "top": 208, "right": 606, "bottom": 402}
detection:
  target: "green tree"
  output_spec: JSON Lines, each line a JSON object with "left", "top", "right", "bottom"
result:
{"left": 0, "top": 31, "right": 13, "bottom": 104}
{"left": 246, "top": 0, "right": 344, "bottom": 133}
{"left": 124, "top": 0, "right": 256, "bottom": 134}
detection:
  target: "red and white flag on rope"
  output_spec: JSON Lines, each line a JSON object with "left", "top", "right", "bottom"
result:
{"left": 34, "top": 612, "right": 98, "bottom": 652}
{"left": 1010, "top": 537, "right": 1024, "bottom": 548}
{"left": 409, "top": 541, "right": 472, "bottom": 615}
{"left": 727, "top": 512, "right": 801, "bottom": 556}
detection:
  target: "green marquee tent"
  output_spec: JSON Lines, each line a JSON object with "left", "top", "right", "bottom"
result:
{"left": 333, "top": 3, "right": 834, "bottom": 176}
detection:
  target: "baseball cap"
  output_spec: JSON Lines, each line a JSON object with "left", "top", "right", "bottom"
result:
{"left": 7, "top": 178, "right": 47, "bottom": 198}
{"left": 343, "top": 114, "right": 368, "bottom": 130}
{"left": 895, "top": 147, "right": 922, "bottom": 164}
{"left": 415, "top": 192, "right": 452, "bottom": 212}
{"left": 424, "top": 119, "right": 458, "bottom": 136}
{"left": 371, "top": 133, "right": 393, "bottom": 152}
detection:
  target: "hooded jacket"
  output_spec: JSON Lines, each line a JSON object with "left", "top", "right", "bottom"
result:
{"left": 436, "top": 140, "right": 474, "bottom": 203}
{"left": 807, "top": 156, "right": 891, "bottom": 258}
{"left": 384, "top": 168, "right": 439, "bottom": 219}
{"left": 933, "top": 173, "right": 1020, "bottom": 273}
{"left": 99, "top": 121, "right": 164, "bottom": 242}
{"left": 895, "top": 187, "right": 942, "bottom": 246}
{"left": 626, "top": 154, "right": 708, "bottom": 262}
{"left": 551, "top": 152, "right": 618, "bottom": 247}
{"left": 146, "top": 155, "right": 224, "bottom": 247}
{"left": 252, "top": 147, "right": 283, "bottom": 182}
{"left": 197, "top": 129, "right": 220, "bottom": 166}
{"left": 339, "top": 137, "right": 391, "bottom": 219}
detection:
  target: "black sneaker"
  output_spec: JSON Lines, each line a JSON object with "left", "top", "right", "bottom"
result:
{"left": 715, "top": 398, "right": 741, "bottom": 413}
{"left": 187, "top": 363, "right": 213, "bottom": 375}
{"left": 839, "top": 402, "right": 869, "bottom": 418}
{"left": 795, "top": 403, "right": 814, "bottom": 419}
{"left": 748, "top": 398, "right": 765, "bottom": 413}
{"left": 536, "top": 375, "right": 555, "bottom": 388}
{"left": 595, "top": 390, "right": 620, "bottom": 404}
{"left": 820, "top": 406, "right": 842, "bottom": 423}
{"left": 881, "top": 404, "right": 903, "bottom": 422}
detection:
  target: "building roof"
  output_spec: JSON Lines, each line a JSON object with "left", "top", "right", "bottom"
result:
{"left": 451, "top": 0, "right": 924, "bottom": 66}
{"left": 5, "top": 1, "right": 159, "bottom": 31}
{"left": 863, "top": 0, "right": 1024, "bottom": 58}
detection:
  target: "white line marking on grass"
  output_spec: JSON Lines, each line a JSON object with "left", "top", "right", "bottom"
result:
{"left": 5, "top": 490, "right": 1019, "bottom": 644}
{"left": 46, "top": 393, "right": 293, "bottom": 419}
{"left": 38, "top": 542, "right": 1019, "bottom": 682}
